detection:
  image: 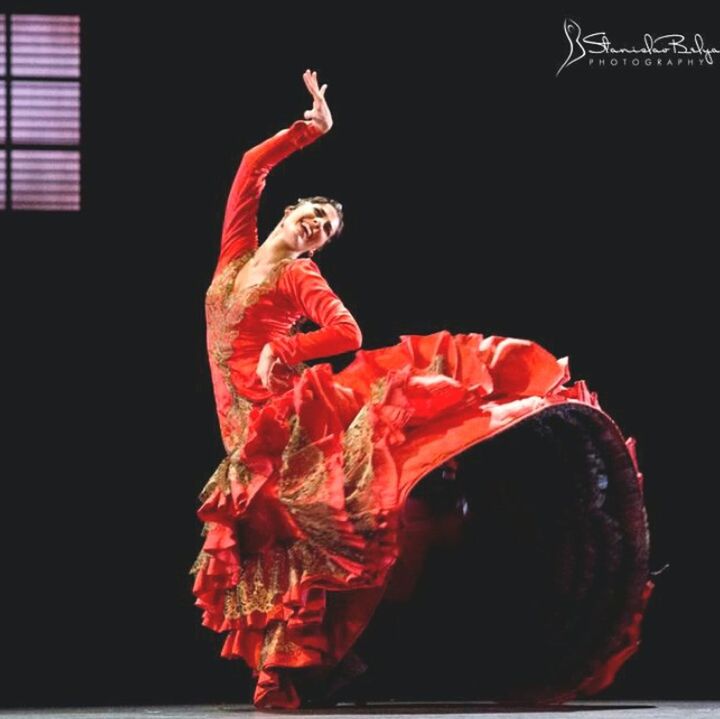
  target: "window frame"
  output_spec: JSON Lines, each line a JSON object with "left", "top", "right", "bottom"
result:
{"left": 0, "top": 11, "right": 82, "bottom": 212}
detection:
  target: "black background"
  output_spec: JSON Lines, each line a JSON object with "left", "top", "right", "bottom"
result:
{"left": 1, "top": 2, "right": 718, "bottom": 708}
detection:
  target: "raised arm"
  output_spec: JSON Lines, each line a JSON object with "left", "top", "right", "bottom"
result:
{"left": 216, "top": 70, "right": 333, "bottom": 274}
{"left": 258, "top": 260, "right": 362, "bottom": 387}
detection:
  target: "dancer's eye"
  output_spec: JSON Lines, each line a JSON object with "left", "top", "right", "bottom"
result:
{"left": 313, "top": 206, "right": 332, "bottom": 237}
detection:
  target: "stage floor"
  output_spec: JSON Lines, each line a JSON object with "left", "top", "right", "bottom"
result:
{"left": 0, "top": 702, "right": 718, "bottom": 718}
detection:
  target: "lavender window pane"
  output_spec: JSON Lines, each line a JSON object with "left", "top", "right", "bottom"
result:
{"left": 12, "top": 149, "right": 80, "bottom": 210}
{"left": 0, "top": 84, "right": 5, "bottom": 143}
{"left": 11, "top": 81, "right": 80, "bottom": 144}
{"left": 0, "top": 15, "right": 6, "bottom": 76}
{"left": 11, "top": 15, "right": 80, "bottom": 78}
{"left": 0, "top": 151, "right": 5, "bottom": 210}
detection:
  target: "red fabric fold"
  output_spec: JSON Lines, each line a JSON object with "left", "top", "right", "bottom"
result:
{"left": 269, "top": 259, "right": 363, "bottom": 365}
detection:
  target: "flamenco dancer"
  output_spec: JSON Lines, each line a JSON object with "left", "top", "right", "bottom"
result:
{"left": 190, "top": 70, "right": 654, "bottom": 709}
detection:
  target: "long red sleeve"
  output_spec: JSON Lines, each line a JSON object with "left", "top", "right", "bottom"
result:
{"left": 216, "top": 120, "right": 324, "bottom": 273}
{"left": 270, "top": 260, "right": 363, "bottom": 365}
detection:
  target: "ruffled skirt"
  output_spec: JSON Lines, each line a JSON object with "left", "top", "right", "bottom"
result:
{"left": 190, "top": 331, "right": 652, "bottom": 708}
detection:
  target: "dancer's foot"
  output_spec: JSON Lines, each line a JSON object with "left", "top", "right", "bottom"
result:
{"left": 298, "top": 650, "right": 369, "bottom": 707}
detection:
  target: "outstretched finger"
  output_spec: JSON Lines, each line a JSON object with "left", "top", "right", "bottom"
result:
{"left": 319, "top": 83, "right": 328, "bottom": 97}
{"left": 303, "top": 69, "right": 316, "bottom": 94}
{"left": 303, "top": 69, "right": 313, "bottom": 91}
{"left": 308, "top": 70, "right": 322, "bottom": 94}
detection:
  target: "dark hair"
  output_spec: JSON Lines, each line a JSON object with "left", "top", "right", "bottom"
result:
{"left": 284, "top": 196, "right": 345, "bottom": 245}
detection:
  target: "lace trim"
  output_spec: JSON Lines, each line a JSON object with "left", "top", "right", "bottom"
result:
{"left": 229, "top": 254, "right": 295, "bottom": 307}
{"left": 196, "top": 453, "right": 253, "bottom": 504}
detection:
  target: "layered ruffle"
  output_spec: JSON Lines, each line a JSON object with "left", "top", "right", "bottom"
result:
{"left": 191, "top": 361, "right": 405, "bottom": 708}
{"left": 190, "top": 331, "right": 650, "bottom": 708}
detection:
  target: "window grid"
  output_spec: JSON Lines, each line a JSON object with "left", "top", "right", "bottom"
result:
{"left": 1, "top": 13, "right": 81, "bottom": 212}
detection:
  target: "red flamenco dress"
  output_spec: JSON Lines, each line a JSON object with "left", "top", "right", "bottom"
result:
{"left": 190, "top": 120, "right": 653, "bottom": 709}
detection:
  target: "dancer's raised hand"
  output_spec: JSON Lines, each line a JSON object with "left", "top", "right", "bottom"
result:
{"left": 302, "top": 69, "right": 332, "bottom": 134}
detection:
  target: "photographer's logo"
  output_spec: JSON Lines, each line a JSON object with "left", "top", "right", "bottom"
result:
{"left": 556, "top": 18, "right": 719, "bottom": 75}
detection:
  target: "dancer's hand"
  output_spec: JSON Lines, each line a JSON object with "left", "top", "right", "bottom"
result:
{"left": 256, "top": 343, "right": 279, "bottom": 390}
{"left": 302, "top": 69, "right": 332, "bottom": 134}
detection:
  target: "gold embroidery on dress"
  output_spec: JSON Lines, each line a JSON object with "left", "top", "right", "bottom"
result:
{"left": 278, "top": 414, "right": 345, "bottom": 556}
{"left": 194, "top": 255, "right": 324, "bottom": 605}
{"left": 219, "top": 541, "right": 333, "bottom": 621}
{"left": 198, "top": 256, "right": 391, "bottom": 639}
{"left": 429, "top": 354, "right": 445, "bottom": 375}
{"left": 190, "top": 453, "right": 255, "bottom": 574}
{"left": 342, "top": 404, "right": 377, "bottom": 536}
{"left": 279, "top": 414, "right": 308, "bottom": 479}
{"left": 343, "top": 405, "right": 372, "bottom": 479}
{"left": 198, "top": 403, "right": 382, "bottom": 618}
{"left": 279, "top": 415, "right": 328, "bottom": 503}
{"left": 189, "top": 550, "right": 210, "bottom": 576}
{"left": 198, "top": 457, "right": 230, "bottom": 502}
{"left": 290, "top": 538, "right": 338, "bottom": 576}
{"left": 258, "top": 621, "right": 301, "bottom": 671}
{"left": 205, "top": 251, "right": 302, "bottom": 453}
{"left": 370, "top": 376, "right": 388, "bottom": 403}
{"left": 278, "top": 407, "right": 377, "bottom": 564}
{"left": 197, "top": 454, "right": 254, "bottom": 508}
{"left": 205, "top": 250, "right": 254, "bottom": 303}
{"left": 225, "top": 548, "right": 285, "bottom": 617}
{"left": 220, "top": 538, "right": 340, "bottom": 622}
{"left": 225, "top": 395, "right": 254, "bottom": 452}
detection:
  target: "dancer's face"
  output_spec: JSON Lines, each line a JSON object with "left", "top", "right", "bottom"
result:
{"left": 282, "top": 201, "right": 341, "bottom": 254}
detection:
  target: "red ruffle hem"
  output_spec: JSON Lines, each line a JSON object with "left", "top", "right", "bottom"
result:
{"left": 190, "top": 331, "right": 652, "bottom": 709}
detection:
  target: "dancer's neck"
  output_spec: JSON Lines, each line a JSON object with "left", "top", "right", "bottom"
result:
{"left": 254, "top": 231, "right": 305, "bottom": 267}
